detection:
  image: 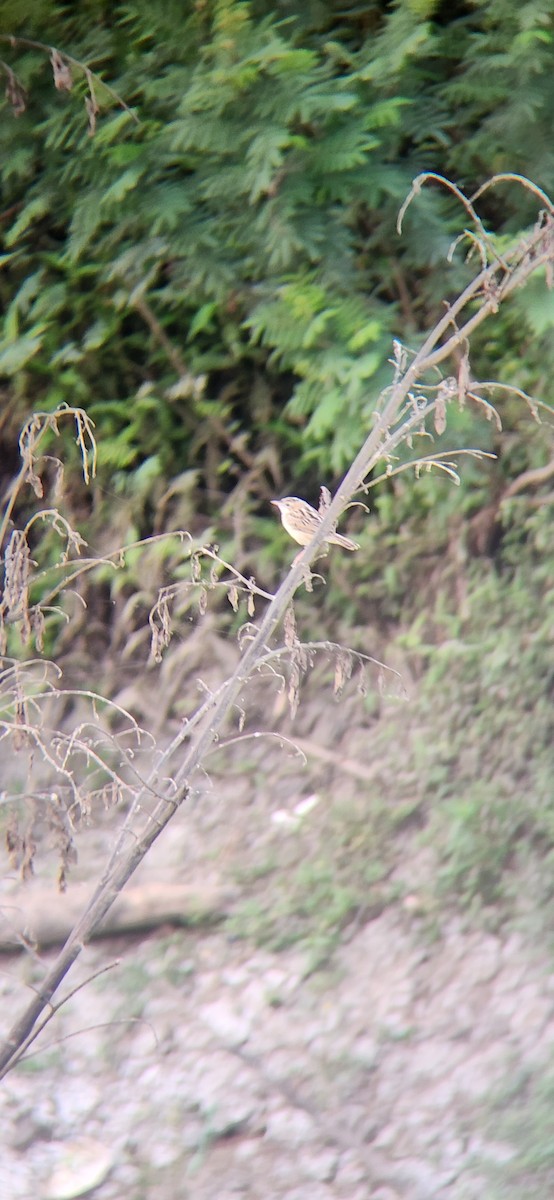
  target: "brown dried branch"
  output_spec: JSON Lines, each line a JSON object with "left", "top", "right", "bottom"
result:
{"left": 147, "top": 542, "right": 275, "bottom": 661}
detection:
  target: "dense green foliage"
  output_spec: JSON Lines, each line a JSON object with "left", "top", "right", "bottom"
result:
{"left": 1, "top": 0, "right": 553, "bottom": 535}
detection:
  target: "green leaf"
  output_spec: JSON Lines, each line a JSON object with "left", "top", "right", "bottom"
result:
{"left": 0, "top": 329, "right": 45, "bottom": 373}
{"left": 348, "top": 322, "right": 382, "bottom": 351}
{"left": 188, "top": 302, "right": 218, "bottom": 340}
{"left": 5, "top": 195, "right": 53, "bottom": 246}
{"left": 101, "top": 166, "right": 144, "bottom": 205}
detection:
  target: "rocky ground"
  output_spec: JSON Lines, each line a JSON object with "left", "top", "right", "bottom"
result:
{"left": 1, "top": 881, "right": 552, "bottom": 1200}
{"left": 1, "top": 652, "right": 552, "bottom": 1199}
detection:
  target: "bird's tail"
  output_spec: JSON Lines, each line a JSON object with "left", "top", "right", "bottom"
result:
{"left": 332, "top": 532, "right": 359, "bottom": 551}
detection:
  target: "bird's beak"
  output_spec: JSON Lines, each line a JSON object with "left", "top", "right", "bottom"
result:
{"left": 270, "top": 499, "right": 280, "bottom": 509}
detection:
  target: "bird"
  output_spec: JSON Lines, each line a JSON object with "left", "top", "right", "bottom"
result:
{"left": 271, "top": 497, "right": 359, "bottom": 551}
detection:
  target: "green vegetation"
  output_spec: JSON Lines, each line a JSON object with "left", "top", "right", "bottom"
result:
{"left": 228, "top": 787, "right": 401, "bottom": 968}
{"left": 478, "top": 1064, "right": 554, "bottom": 1198}
{"left": 225, "top": 519, "right": 554, "bottom": 957}
{"left": 1, "top": 0, "right": 553, "bottom": 530}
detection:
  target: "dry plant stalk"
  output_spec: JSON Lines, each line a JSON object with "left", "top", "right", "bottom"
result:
{"left": 0, "top": 174, "right": 553, "bottom": 1078}
{"left": 0, "top": 34, "right": 138, "bottom": 132}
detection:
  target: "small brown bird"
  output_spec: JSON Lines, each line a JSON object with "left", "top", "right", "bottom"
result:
{"left": 271, "top": 496, "right": 359, "bottom": 551}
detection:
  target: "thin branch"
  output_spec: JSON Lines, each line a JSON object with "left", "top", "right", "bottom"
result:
{"left": 4, "top": 960, "right": 122, "bottom": 1073}
{"left": 207, "top": 730, "right": 308, "bottom": 765}
{"left": 20, "top": 1016, "right": 157, "bottom": 1065}
{"left": 365, "top": 449, "right": 497, "bottom": 492}
{"left": 471, "top": 173, "right": 554, "bottom": 213}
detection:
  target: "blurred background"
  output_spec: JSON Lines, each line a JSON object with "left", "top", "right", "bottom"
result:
{"left": 1, "top": 2, "right": 554, "bottom": 1197}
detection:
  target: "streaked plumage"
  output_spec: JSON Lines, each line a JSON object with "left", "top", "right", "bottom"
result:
{"left": 271, "top": 497, "right": 359, "bottom": 551}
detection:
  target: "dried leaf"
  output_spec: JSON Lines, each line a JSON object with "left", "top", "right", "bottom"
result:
{"left": 228, "top": 584, "right": 239, "bottom": 612}
{"left": 198, "top": 587, "right": 208, "bottom": 615}
{"left": 85, "top": 92, "right": 100, "bottom": 137}
{"left": 3, "top": 530, "right": 32, "bottom": 642}
{"left": 458, "top": 352, "right": 470, "bottom": 407}
{"left": 5, "top": 68, "right": 26, "bottom": 116}
{"left": 435, "top": 391, "right": 447, "bottom": 436}
{"left": 20, "top": 832, "right": 36, "bottom": 880}
{"left": 334, "top": 650, "right": 352, "bottom": 697}
{"left": 52, "top": 458, "right": 65, "bottom": 500}
{"left": 50, "top": 49, "right": 73, "bottom": 92}
{"left": 101, "top": 781, "right": 121, "bottom": 809}
{"left": 284, "top": 605, "right": 297, "bottom": 649}
{"left": 149, "top": 596, "right": 171, "bottom": 662}
{"left": 28, "top": 464, "right": 44, "bottom": 499}
{"left": 247, "top": 591, "right": 255, "bottom": 617}
{"left": 3, "top": 530, "right": 28, "bottom": 609}
{"left": 288, "top": 659, "right": 300, "bottom": 719}
{"left": 5, "top": 816, "right": 21, "bottom": 868}
{"left": 483, "top": 275, "right": 500, "bottom": 313}
{"left": 50, "top": 803, "right": 78, "bottom": 892}
{"left": 31, "top": 607, "right": 45, "bottom": 653}
{"left": 392, "top": 339, "right": 408, "bottom": 379}
{"left": 302, "top": 564, "right": 314, "bottom": 592}
{"left": 318, "top": 485, "right": 332, "bottom": 515}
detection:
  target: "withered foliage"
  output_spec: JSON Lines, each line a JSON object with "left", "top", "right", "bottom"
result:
{"left": 50, "top": 48, "right": 72, "bottom": 92}
{"left": 1, "top": 531, "right": 32, "bottom": 646}
{"left": 0, "top": 35, "right": 138, "bottom": 133}
{"left": 3, "top": 64, "right": 26, "bottom": 116}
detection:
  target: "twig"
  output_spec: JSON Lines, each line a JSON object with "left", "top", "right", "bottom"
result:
{"left": 292, "top": 737, "right": 380, "bottom": 783}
